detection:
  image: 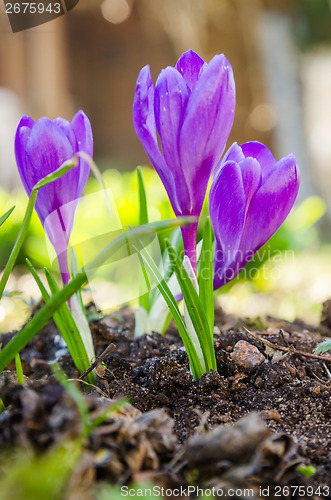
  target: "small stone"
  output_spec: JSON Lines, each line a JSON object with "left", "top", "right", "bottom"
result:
{"left": 230, "top": 340, "right": 265, "bottom": 372}
{"left": 284, "top": 362, "right": 296, "bottom": 378}
{"left": 260, "top": 409, "right": 281, "bottom": 421}
{"left": 311, "top": 385, "right": 321, "bottom": 396}
{"left": 254, "top": 376, "right": 264, "bottom": 388}
{"left": 296, "top": 366, "right": 306, "bottom": 379}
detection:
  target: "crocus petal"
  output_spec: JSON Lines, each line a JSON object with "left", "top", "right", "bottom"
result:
{"left": 221, "top": 141, "right": 245, "bottom": 164}
{"left": 71, "top": 110, "right": 93, "bottom": 196}
{"left": 133, "top": 65, "right": 179, "bottom": 213}
{"left": 179, "top": 54, "right": 236, "bottom": 215}
{"left": 240, "top": 153, "right": 299, "bottom": 257}
{"left": 155, "top": 66, "right": 191, "bottom": 214}
{"left": 241, "top": 141, "right": 276, "bottom": 180}
{"left": 15, "top": 112, "right": 93, "bottom": 271}
{"left": 210, "top": 161, "right": 246, "bottom": 267}
{"left": 15, "top": 116, "right": 35, "bottom": 195}
{"left": 238, "top": 156, "right": 262, "bottom": 210}
{"left": 175, "top": 49, "right": 205, "bottom": 91}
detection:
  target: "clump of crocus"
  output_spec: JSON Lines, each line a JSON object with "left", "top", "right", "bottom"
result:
{"left": 209, "top": 141, "right": 300, "bottom": 288}
{"left": 133, "top": 49, "right": 235, "bottom": 272}
{"left": 15, "top": 110, "right": 93, "bottom": 285}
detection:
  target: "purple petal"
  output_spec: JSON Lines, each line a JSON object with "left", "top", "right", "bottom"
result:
{"left": 179, "top": 54, "right": 236, "bottom": 215}
{"left": 221, "top": 142, "right": 245, "bottom": 164}
{"left": 154, "top": 66, "right": 192, "bottom": 214}
{"left": 24, "top": 117, "right": 74, "bottom": 190}
{"left": 241, "top": 141, "right": 276, "bottom": 180}
{"left": 238, "top": 156, "right": 262, "bottom": 210}
{"left": 71, "top": 110, "right": 93, "bottom": 197}
{"left": 15, "top": 116, "right": 35, "bottom": 196}
{"left": 175, "top": 49, "right": 205, "bottom": 91}
{"left": 53, "top": 117, "right": 77, "bottom": 150}
{"left": 210, "top": 161, "right": 246, "bottom": 273}
{"left": 240, "top": 153, "right": 299, "bottom": 257}
{"left": 133, "top": 65, "right": 179, "bottom": 213}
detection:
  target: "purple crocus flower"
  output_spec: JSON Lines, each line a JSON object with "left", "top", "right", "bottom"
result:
{"left": 133, "top": 49, "right": 235, "bottom": 272}
{"left": 209, "top": 141, "right": 300, "bottom": 288}
{"left": 15, "top": 110, "right": 93, "bottom": 285}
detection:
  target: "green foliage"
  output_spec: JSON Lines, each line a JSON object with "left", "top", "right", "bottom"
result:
{"left": 0, "top": 441, "right": 82, "bottom": 500}
{"left": 0, "top": 206, "right": 15, "bottom": 228}
{"left": 135, "top": 219, "right": 217, "bottom": 380}
{"left": 26, "top": 259, "right": 95, "bottom": 384}
{"left": 52, "top": 363, "right": 128, "bottom": 438}
{"left": 314, "top": 338, "right": 331, "bottom": 354}
{"left": 198, "top": 217, "right": 214, "bottom": 335}
{"left": 297, "top": 464, "right": 316, "bottom": 478}
{"left": 14, "top": 353, "right": 24, "bottom": 385}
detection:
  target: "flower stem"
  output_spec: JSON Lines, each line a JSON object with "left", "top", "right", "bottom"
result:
{"left": 181, "top": 222, "right": 198, "bottom": 275}
{"left": 57, "top": 251, "right": 71, "bottom": 286}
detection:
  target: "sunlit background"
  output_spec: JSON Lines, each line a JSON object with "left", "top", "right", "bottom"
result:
{"left": 0, "top": 0, "right": 331, "bottom": 331}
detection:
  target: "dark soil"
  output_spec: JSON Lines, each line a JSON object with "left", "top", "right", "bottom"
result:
{"left": 0, "top": 305, "right": 330, "bottom": 499}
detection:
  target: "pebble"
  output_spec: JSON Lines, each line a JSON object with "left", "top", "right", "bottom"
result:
{"left": 296, "top": 366, "right": 306, "bottom": 379}
{"left": 260, "top": 409, "right": 281, "bottom": 421}
{"left": 230, "top": 340, "right": 265, "bottom": 372}
{"left": 254, "top": 376, "right": 264, "bottom": 388}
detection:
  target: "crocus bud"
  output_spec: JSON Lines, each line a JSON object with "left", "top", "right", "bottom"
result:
{"left": 133, "top": 49, "right": 235, "bottom": 272}
{"left": 209, "top": 141, "right": 300, "bottom": 288}
{"left": 15, "top": 110, "right": 93, "bottom": 285}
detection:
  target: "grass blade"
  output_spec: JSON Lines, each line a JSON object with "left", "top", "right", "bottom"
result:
{"left": 165, "top": 240, "right": 217, "bottom": 372}
{"left": 15, "top": 353, "right": 24, "bottom": 384}
{"left": 198, "top": 217, "right": 214, "bottom": 337}
{"left": 137, "top": 166, "right": 151, "bottom": 310}
{"left": 44, "top": 268, "right": 95, "bottom": 383}
{"left": 137, "top": 167, "right": 149, "bottom": 226}
{"left": 135, "top": 244, "right": 204, "bottom": 380}
{"left": 0, "top": 272, "right": 88, "bottom": 373}
{"left": 0, "top": 206, "right": 15, "bottom": 228}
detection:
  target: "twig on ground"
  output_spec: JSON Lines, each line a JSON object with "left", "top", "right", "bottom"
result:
{"left": 79, "top": 343, "right": 116, "bottom": 380}
{"left": 243, "top": 328, "right": 331, "bottom": 363}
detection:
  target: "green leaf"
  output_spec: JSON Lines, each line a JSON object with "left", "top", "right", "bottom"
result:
{"left": 53, "top": 363, "right": 128, "bottom": 438}
{"left": 0, "top": 271, "right": 88, "bottom": 374}
{"left": 52, "top": 363, "right": 91, "bottom": 438}
{"left": 137, "top": 167, "right": 151, "bottom": 310}
{"left": 137, "top": 167, "right": 149, "bottom": 226}
{"left": 162, "top": 227, "right": 182, "bottom": 283}
{"left": 134, "top": 244, "right": 205, "bottom": 380}
{"left": 15, "top": 352, "right": 24, "bottom": 385}
{"left": 44, "top": 268, "right": 95, "bottom": 384}
{"left": 0, "top": 206, "right": 15, "bottom": 228}
{"left": 33, "top": 156, "right": 78, "bottom": 190}
{"left": 314, "top": 338, "right": 331, "bottom": 354}
{"left": 26, "top": 259, "right": 87, "bottom": 378}
{"left": 198, "top": 217, "right": 214, "bottom": 337}
{"left": 297, "top": 464, "right": 316, "bottom": 478}
{"left": 165, "top": 239, "right": 217, "bottom": 373}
